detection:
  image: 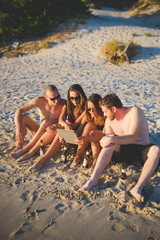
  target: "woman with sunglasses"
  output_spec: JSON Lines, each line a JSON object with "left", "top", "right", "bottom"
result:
{"left": 28, "top": 84, "right": 87, "bottom": 170}
{"left": 71, "top": 94, "right": 105, "bottom": 169}
{"left": 59, "top": 84, "right": 87, "bottom": 135}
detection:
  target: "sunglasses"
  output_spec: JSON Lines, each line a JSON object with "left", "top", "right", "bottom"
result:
{"left": 87, "top": 108, "right": 95, "bottom": 113}
{"left": 70, "top": 96, "right": 80, "bottom": 101}
{"left": 48, "top": 94, "right": 60, "bottom": 101}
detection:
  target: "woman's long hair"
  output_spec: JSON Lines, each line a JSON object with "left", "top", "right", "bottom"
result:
{"left": 67, "top": 84, "right": 87, "bottom": 122}
{"left": 86, "top": 94, "right": 104, "bottom": 127}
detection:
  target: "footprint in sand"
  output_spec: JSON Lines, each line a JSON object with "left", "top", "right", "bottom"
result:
{"left": 0, "top": 168, "right": 5, "bottom": 173}
{"left": 55, "top": 203, "right": 67, "bottom": 214}
{"left": 55, "top": 177, "right": 64, "bottom": 182}
{"left": 20, "top": 191, "right": 30, "bottom": 201}
{"left": 15, "top": 177, "right": 22, "bottom": 185}
{"left": 109, "top": 211, "right": 139, "bottom": 233}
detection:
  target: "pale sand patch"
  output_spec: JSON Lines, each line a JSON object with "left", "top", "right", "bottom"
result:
{"left": 0, "top": 7, "right": 160, "bottom": 240}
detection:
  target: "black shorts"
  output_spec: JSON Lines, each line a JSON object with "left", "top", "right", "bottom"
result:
{"left": 112, "top": 144, "right": 154, "bottom": 167}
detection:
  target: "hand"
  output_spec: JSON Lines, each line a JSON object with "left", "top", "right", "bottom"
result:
{"left": 59, "top": 136, "right": 65, "bottom": 143}
{"left": 100, "top": 135, "right": 113, "bottom": 148}
{"left": 16, "top": 128, "right": 24, "bottom": 142}
{"left": 65, "top": 124, "right": 72, "bottom": 130}
{"left": 46, "top": 125, "right": 56, "bottom": 133}
{"left": 53, "top": 124, "right": 64, "bottom": 129}
{"left": 76, "top": 136, "right": 88, "bottom": 145}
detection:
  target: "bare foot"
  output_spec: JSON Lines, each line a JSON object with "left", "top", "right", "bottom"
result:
{"left": 10, "top": 148, "right": 25, "bottom": 159}
{"left": 90, "top": 158, "right": 97, "bottom": 169}
{"left": 71, "top": 156, "right": 82, "bottom": 168}
{"left": 16, "top": 152, "right": 32, "bottom": 162}
{"left": 29, "top": 158, "right": 47, "bottom": 171}
{"left": 16, "top": 156, "right": 25, "bottom": 163}
{"left": 129, "top": 187, "right": 144, "bottom": 202}
{"left": 16, "top": 153, "right": 30, "bottom": 163}
{"left": 79, "top": 179, "right": 98, "bottom": 191}
{"left": 86, "top": 168, "right": 93, "bottom": 176}
{"left": 11, "top": 142, "right": 23, "bottom": 153}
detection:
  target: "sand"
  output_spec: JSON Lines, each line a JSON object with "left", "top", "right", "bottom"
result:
{"left": 0, "top": 7, "right": 160, "bottom": 240}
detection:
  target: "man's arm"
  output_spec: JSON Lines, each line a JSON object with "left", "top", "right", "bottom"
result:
{"left": 15, "top": 97, "right": 41, "bottom": 142}
{"left": 99, "top": 119, "right": 115, "bottom": 147}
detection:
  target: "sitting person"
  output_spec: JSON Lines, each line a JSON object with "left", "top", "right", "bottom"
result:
{"left": 28, "top": 84, "right": 87, "bottom": 170}
{"left": 71, "top": 94, "right": 105, "bottom": 168}
{"left": 79, "top": 93, "right": 160, "bottom": 202}
{"left": 10, "top": 85, "right": 66, "bottom": 159}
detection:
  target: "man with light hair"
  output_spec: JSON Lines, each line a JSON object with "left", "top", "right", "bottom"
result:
{"left": 10, "top": 85, "right": 66, "bottom": 159}
{"left": 80, "top": 93, "right": 160, "bottom": 202}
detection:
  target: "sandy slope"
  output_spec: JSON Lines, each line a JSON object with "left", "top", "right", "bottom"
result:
{"left": 0, "top": 7, "right": 160, "bottom": 240}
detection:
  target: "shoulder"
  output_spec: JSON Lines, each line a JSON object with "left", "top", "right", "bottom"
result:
{"left": 105, "top": 118, "right": 111, "bottom": 126}
{"left": 129, "top": 106, "right": 144, "bottom": 115}
{"left": 60, "top": 98, "right": 67, "bottom": 106}
{"left": 31, "top": 96, "right": 45, "bottom": 106}
{"left": 61, "top": 101, "right": 67, "bottom": 112}
{"left": 129, "top": 106, "right": 146, "bottom": 121}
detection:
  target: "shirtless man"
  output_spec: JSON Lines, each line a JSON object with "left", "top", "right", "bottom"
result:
{"left": 80, "top": 93, "right": 160, "bottom": 202}
{"left": 10, "top": 85, "right": 66, "bottom": 159}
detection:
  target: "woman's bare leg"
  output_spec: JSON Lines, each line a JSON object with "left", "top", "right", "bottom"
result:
{"left": 71, "top": 123, "right": 97, "bottom": 166}
{"left": 29, "top": 134, "right": 62, "bottom": 170}
{"left": 90, "top": 141, "right": 101, "bottom": 169}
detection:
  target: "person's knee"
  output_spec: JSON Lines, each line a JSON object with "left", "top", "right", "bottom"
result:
{"left": 40, "top": 119, "right": 51, "bottom": 128}
{"left": 22, "top": 114, "right": 29, "bottom": 122}
{"left": 90, "top": 130, "right": 96, "bottom": 137}
{"left": 85, "top": 122, "right": 96, "bottom": 132}
{"left": 148, "top": 145, "right": 160, "bottom": 159}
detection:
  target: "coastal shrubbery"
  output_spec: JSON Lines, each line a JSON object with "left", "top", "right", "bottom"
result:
{"left": 100, "top": 39, "right": 138, "bottom": 64}
{"left": 0, "top": 0, "right": 89, "bottom": 46}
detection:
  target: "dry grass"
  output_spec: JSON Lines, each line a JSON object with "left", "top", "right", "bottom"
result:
{"left": 129, "top": 0, "right": 160, "bottom": 16}
{"left": 40, "top": 41, "right": 53, "bottom": 49}
{"left": 0, "top": 21, "right": 78, "bottom": 58}
{"left": 144, "top": 32, "right": 153, "bottom": 37}
{"left": 100, "top": 39, "right": 137, "bottom": 64}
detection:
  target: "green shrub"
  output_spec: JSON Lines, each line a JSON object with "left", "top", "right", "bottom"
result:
{"left": 75, "top": 18, "right": 86, "bottom": 24}
{"left": 0, "top": 0, "right": 89, "bottom": 46}
{"left": 144, "top": 32, "right": 152, "bottom": 37}
{"left": 40, "top": 41, "right": 53, "bottom": 49}
{"left": 100, "top": 39, "right": 137, "bottom": 64}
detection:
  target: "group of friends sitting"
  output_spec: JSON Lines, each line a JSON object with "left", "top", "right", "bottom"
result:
{"left": 10, "top": 84, "right": 160, "bottom": 203}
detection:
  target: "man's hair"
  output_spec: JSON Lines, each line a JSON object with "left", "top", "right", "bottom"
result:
{"left": 99, "top": 93, "right": 123, "bottom": 110}
{"left": 45, "top": 85, "right": 57, "bottom": 93}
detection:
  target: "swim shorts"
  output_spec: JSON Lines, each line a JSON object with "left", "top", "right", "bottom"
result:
{"left": 112, "top": 144, "right": 154, "bottom": 167}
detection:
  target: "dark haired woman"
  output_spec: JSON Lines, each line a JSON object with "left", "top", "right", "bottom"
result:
{"left": 59, "top": 84, "right": 87, "bottom": 135}
{"left": 28, "top": 84, "right": 87, "bottom": 170}
{"left": 71, "top": 94, "right": 105, "bottom": 168}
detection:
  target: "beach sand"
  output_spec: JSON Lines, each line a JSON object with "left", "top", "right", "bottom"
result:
{"left": 0, "top": 7, "right": 160, "bottom": 240}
